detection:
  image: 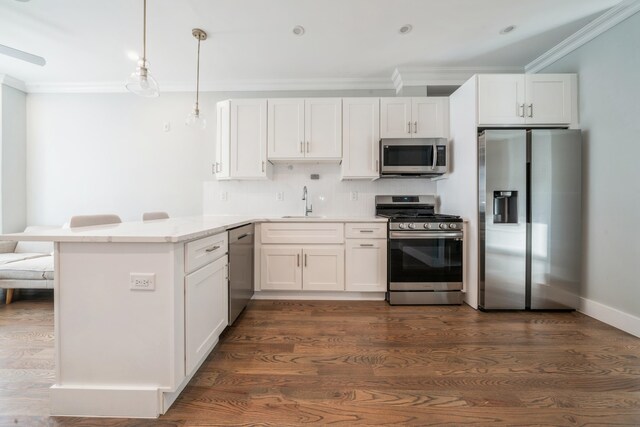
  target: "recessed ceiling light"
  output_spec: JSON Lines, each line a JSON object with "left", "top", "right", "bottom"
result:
{"left": 292, "top": 25, "right": 305, "bottom": 36}
{"left": 500, "top": 25, "right": 516, "bottom": 35}
{"left": 399, "top": 24, "right": 413, "bottom": 35}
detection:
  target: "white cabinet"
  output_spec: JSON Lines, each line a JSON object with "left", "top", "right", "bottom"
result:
{"left": 478, "top": 74, "right": 574, "bottom": 125}
{"left": 184, "top": 232, "right": 229, "bottom": 376}
{"left": 303, "top": 246, "right": 344, "bottom": 291}
{"left": 215, "top": 99, "right": 268, "bottom": 180}
{"left": 341, "top": 98, "right": 380, "bottom": 179}
{"left": 260, "top": 246, "right": 302, "bottom": 290}
{"left": 185, "top": 253, "right": 228, "bottom": 376}
{"left": 380, "top": 97, "right": 449, "bottom": 139}
{"left": 345, "top": 222, "right": 387, "bottom": 292}
{"left": 268, "top": 98, "right": 342, "bottom": 162}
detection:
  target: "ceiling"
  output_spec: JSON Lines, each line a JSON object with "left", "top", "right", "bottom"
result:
{"left": 0, "top": 0, "right": 622, "bottom": 92}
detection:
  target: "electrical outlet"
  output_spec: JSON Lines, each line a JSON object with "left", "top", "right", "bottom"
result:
{"left": 350, "top": 191, "right": 358, "bottom": 201}
{"left": 276, "top": 192, "right": 284, "bottom": 201}
{"left": 130, "top": 273, "right": 155, "bottom": 291}
{"left": 220, "top": 191, "right": 228, "bottom": 201}
{"left": 163, "top": 122, "right": 171, "bottom": 132}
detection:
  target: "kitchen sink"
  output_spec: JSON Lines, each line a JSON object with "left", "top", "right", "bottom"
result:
{"left": 281, "top": 215, "right": 326, "bottom": 219}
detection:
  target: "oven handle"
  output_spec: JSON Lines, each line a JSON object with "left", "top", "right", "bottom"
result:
{"left": 389, "top": 231, "right": 463, "bottom": 239}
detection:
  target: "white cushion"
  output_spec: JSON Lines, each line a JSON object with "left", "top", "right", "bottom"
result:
{"left": 0, "top": 253, "right": 47, "bottom": 265}
{"left": 14, "top": 226, "right": 56, "bottom": 254}
{"left": 0, "top": 255, "right": 54, "bottom": 280}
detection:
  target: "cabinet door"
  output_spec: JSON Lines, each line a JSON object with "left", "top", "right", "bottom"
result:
{"left": 380, "top": 97, "right": 412, "bottom": 138}
{"left": 304, "top": 98, "right": 342, "bottom": 159}
{"left": 302, "top": 246, "right": 344, "bottom": 291}
{"left": 215, "top": 101, "right": 230, "bottom": 179}
{"left": 525, "top": 74, "right": 573, "bottom": 125}
{"left": 478, "top": 75, "right": 526, "bottom": 125}
{"left": 412, "top": 97, "right": 449, "bottom": 138}
{"left": 342, "top": 98, "right": 380, "bottom": 179}
{"left": 185, "top": 255, "right": 228, "bottom": 376}
{"left": 260, "top": 246, "right": 302, "bottom": 290}
{"left": 345, "top": 240, "right": 387, "bottom": 292}
{"left": 267, "top": 99, "right": 305, "bottom": 160}
{"left": 230, "top": 99, "right": 267, "bottom": 178}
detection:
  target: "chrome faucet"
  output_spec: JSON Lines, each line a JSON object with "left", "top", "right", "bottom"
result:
{"left": 302, "top": 186, "right": 313, "bottom": 216}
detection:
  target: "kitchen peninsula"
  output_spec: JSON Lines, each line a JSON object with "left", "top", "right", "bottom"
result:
{"left": 1, "top": 215, "right": 386, "bottom": 418}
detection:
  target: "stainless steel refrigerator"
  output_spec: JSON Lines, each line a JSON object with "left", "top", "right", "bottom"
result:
{"left": 478, "top": 129, "right": 581, "bottom": 310}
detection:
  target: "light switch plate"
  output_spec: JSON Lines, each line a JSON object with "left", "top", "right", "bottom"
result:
{"left": 130, "top": 273, "right": 155, "bottom": 291}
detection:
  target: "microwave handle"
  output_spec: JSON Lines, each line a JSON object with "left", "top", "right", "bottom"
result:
{"left": 431, "top": 142, "right": 437, "bottom": 170}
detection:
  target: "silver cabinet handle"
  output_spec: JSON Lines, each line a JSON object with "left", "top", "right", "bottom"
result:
{"left": 225, "top": 263, "right": 229, "bottom": 280}
{"left": 205, "top": 245, "right": 220, "bottom": 252}
{"left": 262, "top": 161, "right": 265, "bottom": 173}
{"left": 360, "top": 244, "right": 374, "bottom": 247}
{"left": 407, "top": 121, "right": 411, "bottom": 134}
{"left": 306, "top": 141, "right": 310, "bottom": 153}
{"left": 304, "top": 253, "right": 307, "bottom": 267}
{"left": 414, "top": 121, "right": 417, "bottom": 133}
{"left": 297, "top": 253, "right": 300, "bottom": 267}
{"left": 375, "top": 159, "right": 379, "bottom": 172}
{"left": 359, "top": 230, "right": 374, "bottom": 233}
{"left": 300, "top": 141, "right": 303, "bottom": 153}
{"left": 518, "top": 104, "right": 525, "bottom": 118}
{"left": 528, "top": 104, "right": 533, "bottom": 118}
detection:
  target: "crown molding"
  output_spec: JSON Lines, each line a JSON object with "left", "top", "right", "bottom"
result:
{"left": 0, "top": 74, "right": 27, "bottom": 92}
{"left": 526, "top": 0, "right": 640, "bottom": 73}
{"left": 392, "top": 66, "right": 523, "bottom": 94}
{"left": 25, "top": 77, "right": 395, "bottom": 94}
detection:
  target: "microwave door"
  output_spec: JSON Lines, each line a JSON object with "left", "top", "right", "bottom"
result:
{"left": 382, "top": 143, "right": 434, "bottom": 174}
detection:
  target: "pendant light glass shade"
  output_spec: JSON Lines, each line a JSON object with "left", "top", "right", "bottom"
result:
{"left": 126, "top": 59, "right": 159, "bottom": 97}
{"left": 186, "top": 28, "right": 207, "bottom": 129}
{"left": 125, "top": 0, "right": 159, "bottom": 97}
{"left": 185, "top": 104, "right": 206, "bottom": 129}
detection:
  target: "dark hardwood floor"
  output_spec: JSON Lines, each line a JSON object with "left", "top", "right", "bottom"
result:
{"left": 1, "top": 290, "right": 639, "bottom": 426}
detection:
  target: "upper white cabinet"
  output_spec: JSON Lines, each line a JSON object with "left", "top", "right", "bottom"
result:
{"left": 215, "top": 99, "right": 268, "bottom": 180}
{"left": 380, "top": 97, "right": 449, "bottom": 139}
{"left": 477, "top": 74, "right": 574, "bottom": 125}
{"left": 341, "top": 98, "right": 380, "bottom": 180}
{"left": 268, "top": 98, "right": 342, "bottom": 162}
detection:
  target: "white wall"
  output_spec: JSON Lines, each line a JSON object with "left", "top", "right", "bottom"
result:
{"left": 540, "top": 11, "right": 640, "bottom": 321}
{"left": 26, "top": 88, "right": 440, "bottom": 225}
{"left": 1, "top": 84, "right": 27, "bottom": 233}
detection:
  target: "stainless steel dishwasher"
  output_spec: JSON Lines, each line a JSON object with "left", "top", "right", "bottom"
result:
{"left": 228, "top": 223, "right": 254, "bottom": 325}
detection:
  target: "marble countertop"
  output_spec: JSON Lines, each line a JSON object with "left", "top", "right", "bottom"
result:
{"left": 0, "top": 215, "right": 387, "bottom": 243}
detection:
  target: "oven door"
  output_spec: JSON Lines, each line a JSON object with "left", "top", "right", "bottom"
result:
{"left": 388, "top": 231, "right": 463, "bottom": 290}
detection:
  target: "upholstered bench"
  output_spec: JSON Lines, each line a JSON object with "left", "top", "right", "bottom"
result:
{"left": 0, "top": 227, "right": 55, "bottom": 304}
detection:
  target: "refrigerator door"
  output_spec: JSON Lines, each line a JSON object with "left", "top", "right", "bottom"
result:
{"left": 529, "top": 130, "right": 581, "bottom": 309}
{"left": 479, "top": 130, "right": 528, "bottom": 309}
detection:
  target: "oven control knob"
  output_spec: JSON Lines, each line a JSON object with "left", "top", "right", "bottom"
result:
{"left": 399, "top": 223, "right": 406, "bottom": 229}
{"left": 449, "top": 223, "right": 458, "bottom": 229}
{"left": 439, "top": 223, "right": 448, "bottom": 230}
{"left": 408, "top": 223, "right": 415, "bottom": 229}
{"left": 423, "top": 223, "right": 429, "bottom": 229}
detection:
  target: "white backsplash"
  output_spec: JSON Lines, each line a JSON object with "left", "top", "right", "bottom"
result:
{"left": 203, "top": 163, "right": 437, "bottom": 217}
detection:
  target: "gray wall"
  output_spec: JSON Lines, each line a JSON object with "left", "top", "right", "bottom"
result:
{"left": 1, "top": 84, "right": 27, "bottom": 233}
{"left": 541, "top": 11, "right": 640, "bottom": 317}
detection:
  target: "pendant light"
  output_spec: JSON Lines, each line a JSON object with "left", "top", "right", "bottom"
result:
{"left": 125, "top": 0, "right": 159, "bottom": 97}
{"left": 185, "top": 28, "right": 207, "bottom": 129}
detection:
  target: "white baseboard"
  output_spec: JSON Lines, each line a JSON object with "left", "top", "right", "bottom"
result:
{"left": 578, "top": 297, "right": 640, "bottom": 338}
{"left": 253, "top": 291, "right": 386, "bottom": 301}
{"left": 50, "top": 385, "right": 161, "bottom": 418}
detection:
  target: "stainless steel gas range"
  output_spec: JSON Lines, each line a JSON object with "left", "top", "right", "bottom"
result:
{"left": 376, "top": 195, "right": 463, "bottom": 305}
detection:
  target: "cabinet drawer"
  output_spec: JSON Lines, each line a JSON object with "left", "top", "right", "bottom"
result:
{"left": 261, "top": 223, "right": 344, "bottom": 244}
{"left": 345, "top": 223, "right": 387, "bottom": 239}
{"left": 185, "top": 232, "right": 228, "bottom": 274}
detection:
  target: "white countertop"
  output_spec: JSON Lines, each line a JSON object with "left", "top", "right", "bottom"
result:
{"left": 0, "top": 215, "right": 387, "bottom": 243}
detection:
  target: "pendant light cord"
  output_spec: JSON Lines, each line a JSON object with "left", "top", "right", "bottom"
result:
{"left": 142, "top": 0, "right": 147, "bottom": 62}
{"left": 196, "top": 37, "right": 201, "bottom": 109}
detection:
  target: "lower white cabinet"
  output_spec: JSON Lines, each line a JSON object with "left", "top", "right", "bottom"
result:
{"left": 185, "top": 252, "right": 228, "bottom": 376}
{"left": 345, "top": 239, "right": 387, "bottom": 292}
{"left": 260, "top": 245, "right": 344, "bottom": 291}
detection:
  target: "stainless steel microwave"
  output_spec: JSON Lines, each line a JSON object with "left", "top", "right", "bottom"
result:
{"left": 380, "top": 138, "right": 448, "bottom": 177}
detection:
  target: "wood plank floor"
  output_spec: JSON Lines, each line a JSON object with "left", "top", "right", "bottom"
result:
{"left": 1, "top": 291, "right": 639, "bottom": 426}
